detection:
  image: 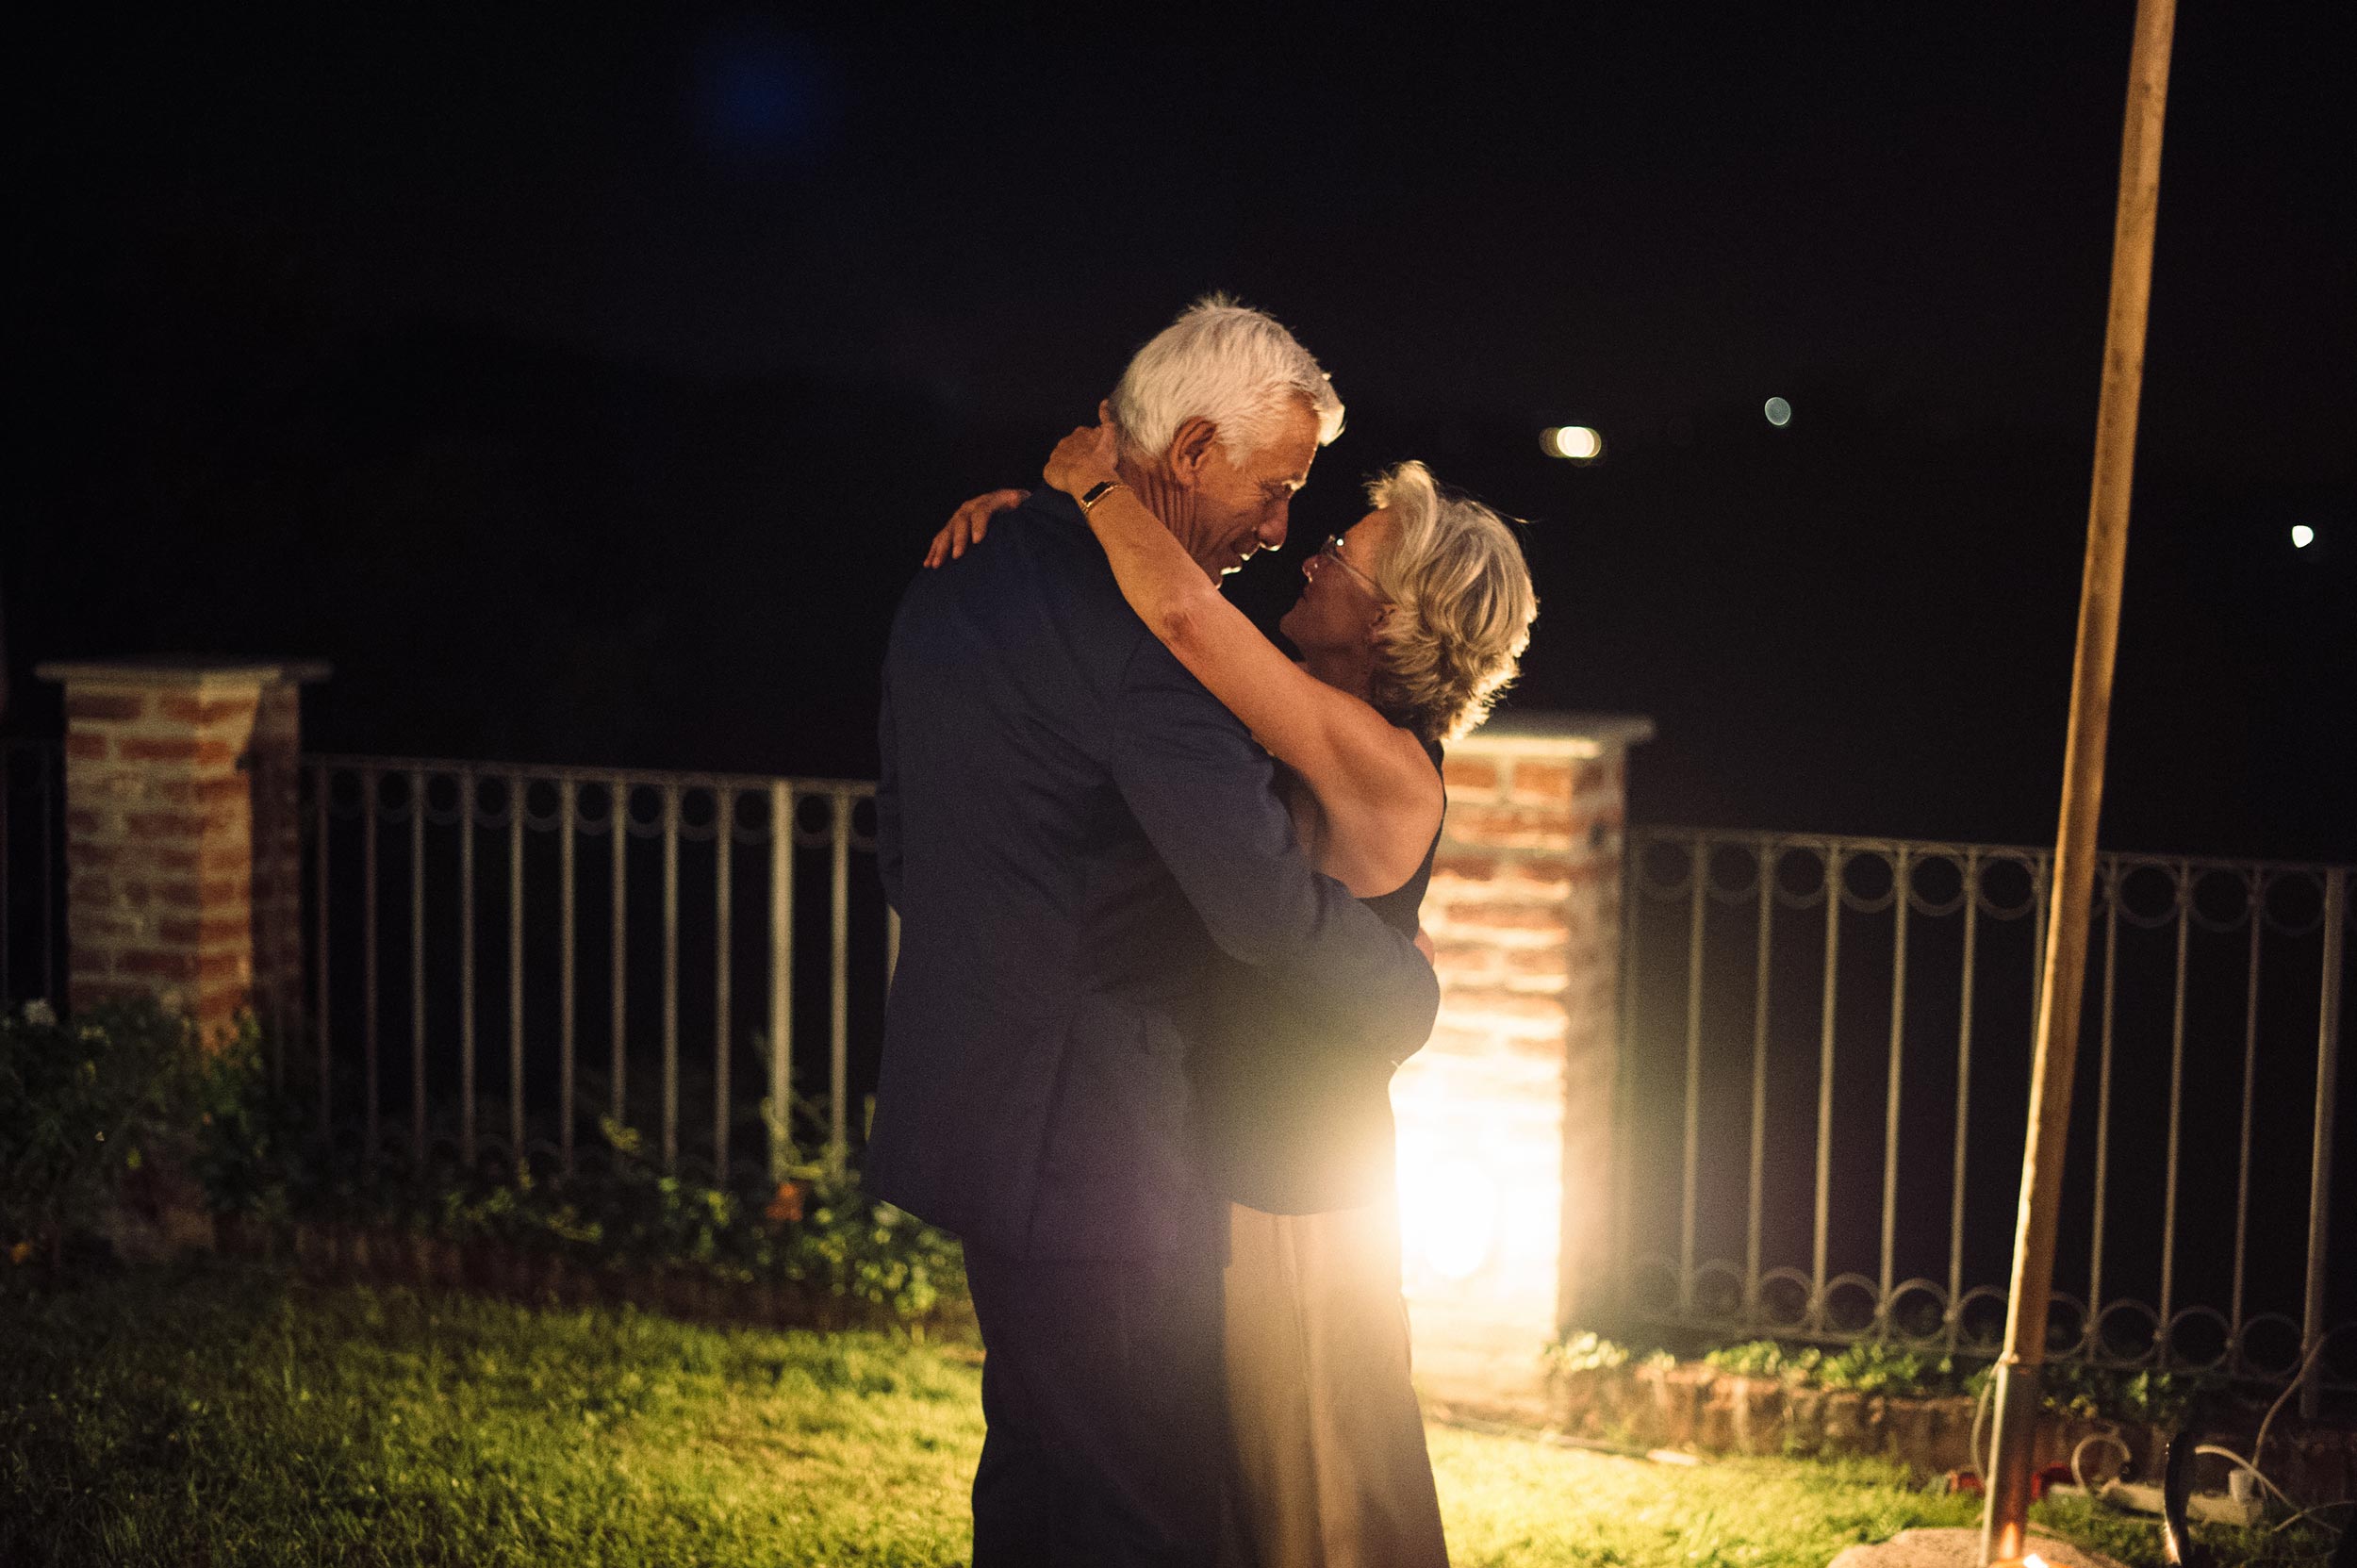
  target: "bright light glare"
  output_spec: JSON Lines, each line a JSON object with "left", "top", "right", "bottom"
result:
{"left": 2023, "top": 1555, "right": 2050, "bottom": 1568}
{"left": 1543, "top": 425, "right": 1604, "bottom": 461}
{"left": 1399, "top": 1155, "right": 1499, "bottom": 1280}
{"left": 2291, "top": 524, "right": 2316, "bottom": 549}
{"left": 1764, "top": 396, "right": 1792, "bottom": 427}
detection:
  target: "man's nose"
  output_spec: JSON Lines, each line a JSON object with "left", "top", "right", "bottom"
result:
{"left": 1257, "top": 500, "right": 1291, "bottom": 550}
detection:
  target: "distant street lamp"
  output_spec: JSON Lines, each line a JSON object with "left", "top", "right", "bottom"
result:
{"left": 1763, "top": 396, "right": 1792, "bottom": 426}
{"left": 1541, "top": 425, "right": 1603, "bottom": 462}
{"left": 2291, "top": 524, "right": 2316, "bottom": 549}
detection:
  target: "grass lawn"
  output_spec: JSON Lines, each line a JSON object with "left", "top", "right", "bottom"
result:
{"left": 0, "top": 1263, "right": 2301, "bottom": 1567}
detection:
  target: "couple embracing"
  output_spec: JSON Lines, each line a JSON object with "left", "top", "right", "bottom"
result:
{"left": 869, "top": 297, "right": 1538, "bottom": 1567}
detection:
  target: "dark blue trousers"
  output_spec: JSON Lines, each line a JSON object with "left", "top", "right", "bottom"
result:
{"left": 963, "top": 1237, "right": 1228, "bottom": 1567}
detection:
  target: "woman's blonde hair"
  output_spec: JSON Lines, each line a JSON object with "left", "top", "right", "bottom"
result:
{"left": 1362, "top": 462, "right": 1539, "bottom": 742}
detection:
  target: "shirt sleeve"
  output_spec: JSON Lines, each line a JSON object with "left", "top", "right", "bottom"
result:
{"left": 1106, "top": 635, "right": 1439, "bottom": 1066}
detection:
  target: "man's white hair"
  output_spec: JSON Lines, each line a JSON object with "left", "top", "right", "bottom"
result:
{"left": 1108, "top": 294, "right": 1345, "bottom": 468}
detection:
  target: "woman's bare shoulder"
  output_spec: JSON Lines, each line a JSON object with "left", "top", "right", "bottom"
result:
{"left": 1301, "top": 718, "right": 1442, "bottom": 896}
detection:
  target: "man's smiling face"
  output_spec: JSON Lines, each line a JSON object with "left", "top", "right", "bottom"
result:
{"left": 1178, "top": 397, "right": 1322, "bottom": 578}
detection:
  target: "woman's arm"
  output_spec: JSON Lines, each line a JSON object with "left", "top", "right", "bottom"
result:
{"left": 1046, "top": 427, "right": 1442, "bottom": 892}
{"left": 923, "top": 489, "right": 1029, "bottom": 568}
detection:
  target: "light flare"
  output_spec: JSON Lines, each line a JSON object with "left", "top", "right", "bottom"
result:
{"left": 1542, "top": 425, "right": 1604, "bottom": 461}
{"left": 1397, "top": 1150, "right": 1500, "bottom": 1280}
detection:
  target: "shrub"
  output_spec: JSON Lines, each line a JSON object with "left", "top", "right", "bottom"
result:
{"left": 279, "top": 1111, "right": 964, "bottom": 1323}
{"left": 1705, "top": 1339, "right": 1823, "bottom": 1382}
{"left": 1691, "top": 1339, "right": 2215, "bottom": 1425}
{"left": 184, "top": 1021, "right": 308, "bottom": 1229}
{"left": 1817, "top": 1344, "right": 1943, "bottom": 1395}
{"left": 522, "top": 1117, "right": 964, "bottom": 1321}
{"left": 1544, "top": 1329, "right": 1634, "bottom": 1376}
{"left": 1, "top": 999, "right": 230, "bottom": 1262}
{"left": 2, "top": 999, "right": 964, "bottom": 1325}
{"left": 2025, "top": 1362, "right": 2207, "bottom": 1427}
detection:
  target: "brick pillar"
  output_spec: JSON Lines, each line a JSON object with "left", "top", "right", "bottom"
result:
{"left": 1394, "top": 709, "right": 1652, "bottom": 1415}
{"left": 247, "top": 677, "right": 308, "bottom": 1037}
{"left": 39, "top": 659, "right": 327, "bottom": 1046}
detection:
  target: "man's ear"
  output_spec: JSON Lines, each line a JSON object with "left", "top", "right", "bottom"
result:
{"left": 1164, "top": 417, "right": 1222, "bottom": 488}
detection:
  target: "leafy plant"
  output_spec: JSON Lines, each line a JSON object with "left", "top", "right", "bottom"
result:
{"left": 1706, "top": 1340, "right": 1825, "bottom": 1383}
{"left": 287, "top": 1112, "right": 964, "bottom": 1323}
{"left": 0, "top": 999, "right": 207, "bottom": 1262}
{"left": 1703, "top": 1340, "right": 1975, "bottom": 1396}
{"left": 1544, "top": 1329, "right": 1635, "bottom": 1376}
{"left": 2033, "top": 1362, "right": 2207, "bottom": 1426}
{"left": 2, "top": 999, "right": 964, "bottom": 1325}
{"left": 1816, "top": 1344, "right": 1944, "bottom": 1395}
{"left": 1693, "top": 1339, "right": 2215, "bottom": 1425}
{"left": 184, "top": 1018, "right": 307, "bottom": 1227}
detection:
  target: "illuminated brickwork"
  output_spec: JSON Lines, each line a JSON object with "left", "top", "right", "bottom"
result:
{"left": 1393, "top": 711, "right": 1651, "bottom": 1412}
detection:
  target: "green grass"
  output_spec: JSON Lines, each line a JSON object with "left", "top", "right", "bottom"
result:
{"left": 2, "top": 1263, "right": 981, "bottom": 1565}
{"left": 1, "top": 1263, "right": 2330, "bottom": 1567}
{"left": 1431, "top": 1432, "right": 1963, "bottom": 1567}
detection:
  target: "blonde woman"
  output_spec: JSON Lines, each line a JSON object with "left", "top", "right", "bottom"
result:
{"left": 929, "top": 421, "right": 1537, "bottom": 1568}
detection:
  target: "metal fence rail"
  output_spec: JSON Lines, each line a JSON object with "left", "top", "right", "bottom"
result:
{"left": 0, "top": 738, "right": 64, "bottom": 1008}
{"left": 1617, "top": 828, "right": 2352, "bottom": 1395}
{"left": 302, "top": 755, "right": 895, "bottom": 1186}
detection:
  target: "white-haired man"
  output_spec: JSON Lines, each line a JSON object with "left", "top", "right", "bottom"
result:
{"left": 869, "top": 298, "right": 1437, "bottom": 1565}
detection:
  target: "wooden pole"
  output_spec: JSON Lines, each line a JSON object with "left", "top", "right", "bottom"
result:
{"left": 1981, "top": 0, "right": 2175, "bottom": 1560}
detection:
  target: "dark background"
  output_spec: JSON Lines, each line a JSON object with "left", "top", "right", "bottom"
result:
{"left": 5, "top": 4, "right": 2350, "bottom": 1358}
{"left": 8, "top": 2, "right": 2352, "bottom": 858}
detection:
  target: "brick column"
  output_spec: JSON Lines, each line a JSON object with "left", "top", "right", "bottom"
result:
{"left": 39, "top": 659, "right": 327, "bottom": 1045}
{"left": 1394, "top": 709, "right": 1652, "bottom": 1415}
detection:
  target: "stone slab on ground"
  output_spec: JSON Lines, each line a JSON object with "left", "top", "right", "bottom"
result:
{"left": 1830, "top": 1527, "right": 2131, "bottom": 1568}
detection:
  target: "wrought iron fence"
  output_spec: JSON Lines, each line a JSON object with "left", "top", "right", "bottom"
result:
{"left": 301, "top": 755, "right": 896, "bottom": 1185}
{"left": 1616, "top": 828, "right": 2352, "bottom": 1402}
{"left": 0, "top": 738, "right": 65, "bottom": 1008}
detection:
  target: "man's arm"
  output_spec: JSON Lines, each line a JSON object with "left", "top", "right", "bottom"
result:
{"left": 1107, "top": 637, "right": 1438, "bottom": 1065}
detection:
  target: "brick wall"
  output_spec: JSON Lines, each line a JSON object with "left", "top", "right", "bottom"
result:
{"left": 1393, "top": 710, "right": 1651, "bottom": 1410}
{"left": 41, "top": 660, "right": 323, "bottom": 1045}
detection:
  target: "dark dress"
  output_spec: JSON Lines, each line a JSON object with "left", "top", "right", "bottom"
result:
{"left": 1215, "top": 735, "right": 1453, "bottom": 1568}
{"left": 1198, "top": 737, "right": 1445, "bottom": 1214}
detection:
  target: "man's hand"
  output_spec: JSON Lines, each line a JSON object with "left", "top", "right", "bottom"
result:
{"left": 923, "top": 489, "right": 1030, "bottom": 569}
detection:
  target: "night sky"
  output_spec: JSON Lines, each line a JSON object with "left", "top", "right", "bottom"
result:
{"left": 10, "top": 3, "right": 2353, "bottom": 862}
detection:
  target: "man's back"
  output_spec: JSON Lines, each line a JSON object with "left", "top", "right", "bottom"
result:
{"left": 870, "top": 492, "right": 1226, "bottom": 1258}
{"left": 869, "top": 490, "right": 1439, "bottom": 1261}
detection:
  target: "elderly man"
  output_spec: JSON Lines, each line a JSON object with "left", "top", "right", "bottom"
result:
{"left": 868, "top": 297, "right": 1440, "bottom": 1566}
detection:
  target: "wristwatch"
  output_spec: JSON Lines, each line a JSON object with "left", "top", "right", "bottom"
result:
{"left": 1079, "top": 480, "right": 1124, "bottom": 513}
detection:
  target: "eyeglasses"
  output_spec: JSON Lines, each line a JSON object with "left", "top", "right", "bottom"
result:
{"left": 1317, "top": 534, "right": 1389, "bottom": 602}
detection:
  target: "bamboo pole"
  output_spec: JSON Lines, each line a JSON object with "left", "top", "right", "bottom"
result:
{"left": 1981, "top": 0, "right": 2176, "bottom": 1560}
